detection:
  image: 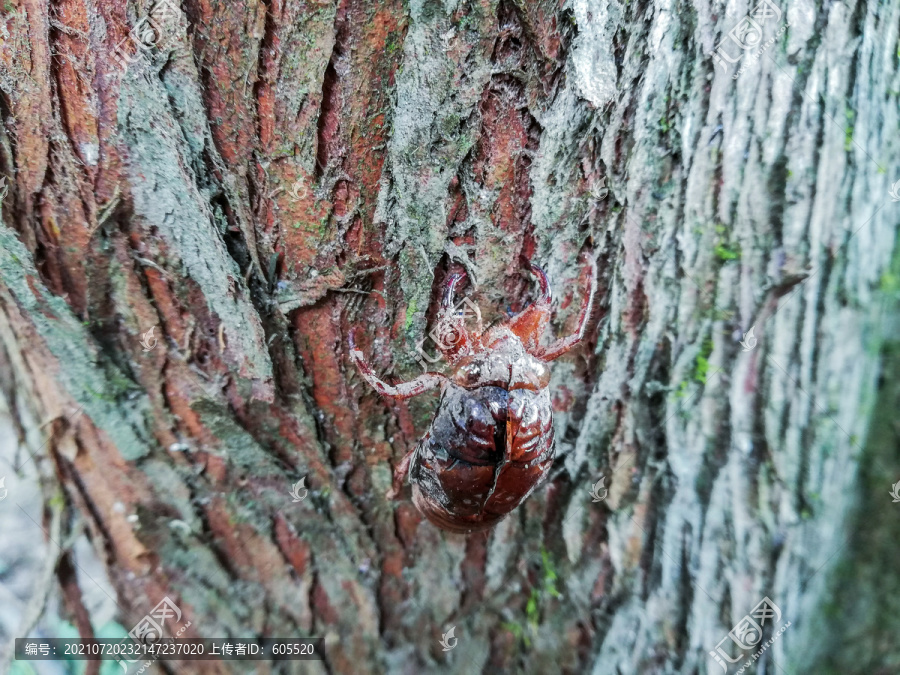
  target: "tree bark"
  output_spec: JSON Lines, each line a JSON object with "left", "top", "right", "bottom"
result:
{"left": 0, "top": 0, "right": 898, "bottom": 673}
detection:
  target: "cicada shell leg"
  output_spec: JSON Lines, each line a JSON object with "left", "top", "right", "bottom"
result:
{"left": 533, "top": 257, "right": 598, "bottom": 361}
{"left": 505, "top": 261, "right": 552, "bottom": 353}
{"left": 386, "top": 447, "right": 416, "bottom": 501}
{"left": 348, "top": 327, "right": 449, "bottom": 398}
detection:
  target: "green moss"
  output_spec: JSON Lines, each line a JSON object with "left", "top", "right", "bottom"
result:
{"left": 404, "top": 297, "right": 418, "bottom": 332}
{"left": 441, "top": 113, "right": 461, "bottom": 134}
{"left": 714, "top": 243, "right": 741, "bottom": 261}
{"left": 526, "top": 587, "right": 539, "bottom": 625}
{"left": 501, "top": 549, "right": 565, "bottom": 650}
{"left": 694, "top": 337, "right": 714, "bottom": 383}
{"left": 880, "top": 270, "right": 900, "bottom": 293}
{"left": 501, "top": 620, "right": 526, "bottom": 645}
{"left": 844, "top": 109, "right": 855, "bottom": 151}
{"left": 711, "top": 222, "right": 741, "bottom": 262}
{"left": 84, "top": 383, "right": 118, "bottom": 403}
{"left": 457, "top": 12, "right": 478, "bottom": 30}
{"left": 541, "top": 547, "right": 562, "bottom": 599}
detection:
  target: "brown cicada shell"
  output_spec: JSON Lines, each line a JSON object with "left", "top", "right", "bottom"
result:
{"left": 349, "top": 258, "right": 597, "bottom": 533}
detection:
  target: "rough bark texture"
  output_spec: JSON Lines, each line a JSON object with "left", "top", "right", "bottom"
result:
{"left": 0, "top": 0, "right": 898, "bottom": 673}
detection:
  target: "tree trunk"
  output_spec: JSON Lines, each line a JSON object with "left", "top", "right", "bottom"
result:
{"left": 1, "top": 0, "right": 898, "bottom": 673}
